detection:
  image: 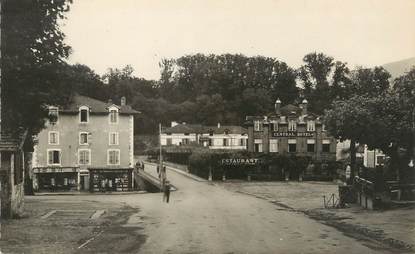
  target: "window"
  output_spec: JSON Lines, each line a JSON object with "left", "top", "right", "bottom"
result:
{"left": 322, "top": 140, "right": 331, "bottom": 152}
{"left": 254, "top": 139, "right": 262, "bottom": 152}
{"left": 78, "top": 149, "right": 91, "bottom": 165}
{"left": 273, "top": 122, "right": 279, "bottom": 131}
{"left": 79, "top": 132, "right": 89, "bottom": 145}
{"left": 288, "top": 120, "right": 297, "bottom": 131}
{"left": 79, "top": 106, "right": 89, "bottom": 123}
{"left": 48, "top": 131, "right": 59, "bottom": 145}
{"left": 223, "top": 139, "right": 229, "bottom": 147}
{"left": 307, "top": 121, "right": 315, "bottom": 132}
{"left": 108, "top": 149, "right": 120, "bottom": 165}
{"left": 288, "top": 139, "right": 297, "bottom": 152}
{"left": 240, "top": 139, "right": 246, "bottom": 147}
{"left": 48, "top": 107, "right": 59, "bottom": 124}
{"left": 109, "top": 132, "right": 119, "bottom": 145}
{"left": 182, "top": 138, "right": 189, "bottom": 145}
{"left": 47, "top": 150, "right": 61, "bottom": 165}
{"left": 307, "top": 139, "right": 315, "bottom": 152}
{"left": 109, "top": 109, "right": 118, "bottom": 123}
{"left": 166, "top": 138, "right": 172, "bottom": 145}
{"left": 254, "top": 120, "right": 263, "bottom": 131}
{"left": 270, "top": 139, "right": 278, "bottom": 153}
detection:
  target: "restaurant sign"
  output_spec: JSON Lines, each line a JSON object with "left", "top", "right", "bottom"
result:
{"left": 221, "top": 158, "right": 261, "bottom": 166}
{"left": 272, "top": 132, "right": 313, "bottom": 137}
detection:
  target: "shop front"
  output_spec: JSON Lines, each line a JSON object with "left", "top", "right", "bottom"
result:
{"left": 88, "top": 168, "right": 133, "bottom": 192}
{"left": 33, "top": 167, "right": 80, "bottom": 192}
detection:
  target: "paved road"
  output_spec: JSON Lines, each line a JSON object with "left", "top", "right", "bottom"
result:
{"left": 111, "top": 163, "right": 388, "bottom": 254}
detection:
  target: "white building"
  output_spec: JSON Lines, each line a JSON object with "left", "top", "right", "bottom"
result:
{"left": 363, "top": 146, "right": 386, "bottom": 168}
{"left": 160, "top": 122, "right": 248, "bottom": 150}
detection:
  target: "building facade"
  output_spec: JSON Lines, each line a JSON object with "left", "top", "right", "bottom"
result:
{"left": 32, "top": 95, "right": 139, "bottom": 192}
{"left": 245, "top": 99, "right": 336, "bottom": 161}
{"left": 161, "top": 122, "right": 248, "bottom": 150}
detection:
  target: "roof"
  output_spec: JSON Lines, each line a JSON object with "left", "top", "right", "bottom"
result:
{"left": 280, "top": 104, "right": 302, "bottom": 115}
{"left": 0, "top": 130, "right": 29, "bottom": 151}
{"left": 60, "top": 95, "right": 140, "bottom": 115}
{"left": 162, "top": 124, "right": 247, "bottom": 135}
{"left": 203, "top": 125, "right": 247, "bottom": 135}
{"left": 163, "top": 124, "right": 204, "bottom": 134}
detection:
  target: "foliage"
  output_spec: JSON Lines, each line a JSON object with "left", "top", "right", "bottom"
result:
{"left": 2, "top": 0, "right": 73, "bottom": 135}
{"left": 297, "top": 52, "right": 350, "bottom": 114}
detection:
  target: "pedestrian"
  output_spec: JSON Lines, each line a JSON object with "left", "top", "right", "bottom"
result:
{"left": 142, "top": 162, "right": 145, "bottom": 171}
{"left": 163, "top": 181, "right": 171, "bottom": 203}
{"left": 157, "top": 165, "right": 160, "bottom": 178}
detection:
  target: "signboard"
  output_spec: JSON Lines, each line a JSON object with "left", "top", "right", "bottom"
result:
{"left": 221, "top": 158, "right": 261, "bottom": 166}
{"left": 272, "top": 132, "right": 313, "bottom": 137}
{"left": 33, "top": 167, "right": 78, "bottom": 173}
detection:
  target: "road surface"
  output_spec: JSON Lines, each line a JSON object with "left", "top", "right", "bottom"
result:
{"left": 111, "top": 163, "right": 389, "bottom": 254}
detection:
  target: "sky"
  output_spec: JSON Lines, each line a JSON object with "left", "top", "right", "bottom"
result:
{"left": 62, "top": 0, "right": 415, "bottom": 80}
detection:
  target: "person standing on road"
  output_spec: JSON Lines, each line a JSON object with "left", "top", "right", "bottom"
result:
{"left": 163, "top": 181, "right": 171, "bottom": 203}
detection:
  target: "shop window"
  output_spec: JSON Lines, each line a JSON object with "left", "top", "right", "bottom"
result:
{"left": 288, "top": 139, "right": 297, "bottom": 152}
{"left": 254, "top": 120, "right": 263, "bottom": 132}
{"left": 307, "top": 121, "right": 315, "bottom": 132}
{"left": 108, "top": 149, "right": 120, "bottom": 165}
{"left": 48, "top": 131, "right": 59, "bottom": 145}
{"left": 109, "top": 132, "right": 119, "bottom": 145}
{"left": 48, "top": 106, "right": 59, "bottom": 124}
{"left": 288, "top": 120, "right": 297, "bottom": 131}
{"left": 109, "top": 109, "right": 118, "bottom": 123}
{"left": 79, "top": 132, "right": 89, "bottom": 145}
{"left": 270, "top": 139, "right": 278, "bottom": 153}
{"left": 79, "top": 106, "right": 89, "bottom": 123}
{"left": 78, "top": 149, "right": 91, "bottom": 165}
{"left": 48, "top": 150, "right": 61, "bottom": 165}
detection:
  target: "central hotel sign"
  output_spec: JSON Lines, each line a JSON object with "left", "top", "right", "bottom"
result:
{"left": 272, "top": 132, "right": 314, "bottom": 137}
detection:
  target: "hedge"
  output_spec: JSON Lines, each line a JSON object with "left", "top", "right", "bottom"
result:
{"left": 187, "top": 151, "right": 339, "bottom": 181}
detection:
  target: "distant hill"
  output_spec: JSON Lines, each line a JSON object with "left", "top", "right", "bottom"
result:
{"left": 382, "top": 57, "right": 415, "bottom": 79}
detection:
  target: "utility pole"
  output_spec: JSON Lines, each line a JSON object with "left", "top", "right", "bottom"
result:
{"left": 159, "top": 123, "right": 165, "bottom": 190}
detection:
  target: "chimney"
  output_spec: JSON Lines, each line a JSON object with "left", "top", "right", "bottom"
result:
{"left": 301, "top": 99, "right": 308, "bottom": 115}
{"left": 217, "top": 123, "right": 221, "bottom": 128}
{"left": 171, "top": 121, "right": 178, "bottom": 127}
{"left": 120, "top": 96, "right": 126, "bottom": 106}
{"left": 275, "top": 98, "right": 281, "bottom": 114}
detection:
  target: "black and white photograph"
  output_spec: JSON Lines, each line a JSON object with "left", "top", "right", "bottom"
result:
{"left": 0, "top": 0, "right": 414, "bottom": 253}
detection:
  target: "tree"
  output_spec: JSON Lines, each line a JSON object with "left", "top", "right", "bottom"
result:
{"left": 2, "top": 0, "right": 73, "bottom": 135}
{"left": 298, "top": 52, "right": 350, "bottom": 114}
{"left": 349, "top": 66, "right": 391, "bottom": 97}
{"left": 325, "top": 92, "right": 413, "bottom": 184}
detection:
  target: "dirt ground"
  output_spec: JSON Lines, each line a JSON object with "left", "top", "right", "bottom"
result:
{"left": 220, "top": 181, "right": 415, "bottom": 253}
{"left": 0, "top": 196, "right": 146, "bottom": 254}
